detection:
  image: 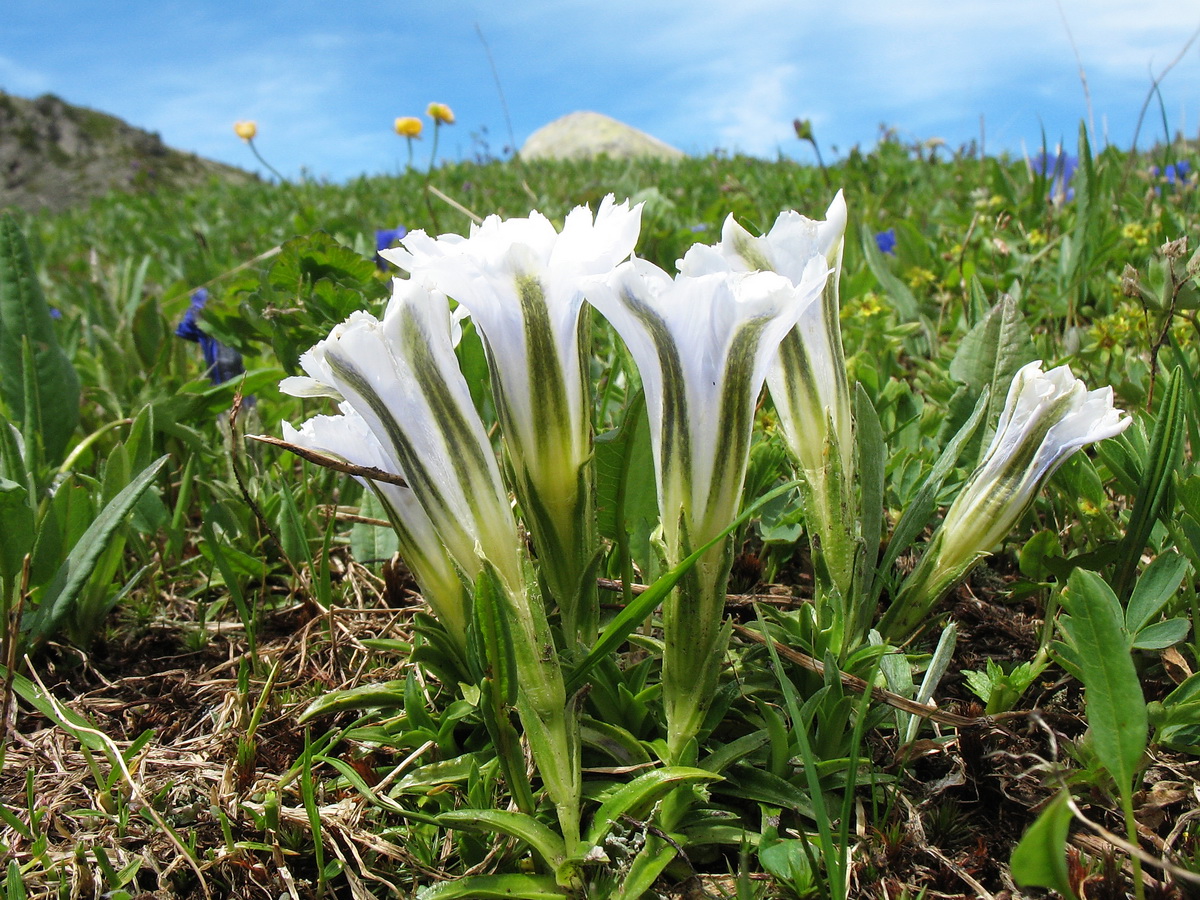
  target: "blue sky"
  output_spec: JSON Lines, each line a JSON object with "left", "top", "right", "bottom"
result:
{"left": 2, "top": 1, "right": 1198, "bottom": 183}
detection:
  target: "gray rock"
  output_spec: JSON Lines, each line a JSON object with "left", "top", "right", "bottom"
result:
{"left": 0, "top": 90, "right": 254, "bottom": 214}
{"left": 520, "top": 111, "right": 684, "bottom": 162}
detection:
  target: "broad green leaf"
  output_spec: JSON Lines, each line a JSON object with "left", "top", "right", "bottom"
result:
{"left": 1061, "top": 569, "right": 1148, "bottom": 793}
{"left": 1010, "top": 790, "right": 1078, "bottom": 900}
{"left": 0, "top": 214, "right": 80, "bottom": 462}
{"left": 436, "top": 809, "right": 566, "bottom": 869}
{"left": 1126, "top": 550, "right": 1189, "bottom": 635}
{"left": 1130, "top": 618, "right": 1190, "bottom": 651}
{"left": 21, "top": 455, "right": 169, "bottom": 650}
{"left": 0, "top": 476, "right": 32, "bottom": 583}
{"left": 584, "top": 766, "right": 721, "bottom": 847}
{"left": 416, "top": 874, "right": 565, "bottom": 900}
{"left": 349, "top": 489, "right": 399, "bottom": 564}
{"left": 948, "top": 296, "right": 1037, "bottom": 456}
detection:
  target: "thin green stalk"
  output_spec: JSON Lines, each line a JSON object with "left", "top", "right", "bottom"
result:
{"left": 754, "top": 603, "right": 844, "bottom": 900}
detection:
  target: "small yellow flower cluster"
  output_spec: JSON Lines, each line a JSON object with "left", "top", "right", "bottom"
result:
{"left": 1121, "top": 222, "right": 1151, "bottom": 249}
{"left": 233, "top": 121, "right": 257, "bottom": 141}
{"left": 906, "top": 267, "right": 937, "bottom": 290}
{"left": 1026, "top": 228, "right": 1047, "bottom": 249}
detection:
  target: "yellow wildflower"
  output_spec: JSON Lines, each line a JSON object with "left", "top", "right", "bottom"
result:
{"left": 394, "top": 117, "right": 423, "bottom": 138}
{"left": 233, "top": 121, "right": 257, "bottom": 141}
{"left": 427, "top": 102, "right": 455, "bottom": 125}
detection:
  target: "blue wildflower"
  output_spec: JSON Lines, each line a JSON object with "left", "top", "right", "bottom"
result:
{"left": 875, "top": 228, "right": 896, "bottom": 255}
{"left": 1152, "top": 160, "right": 1192, "bottom": 193}
{"left": 1030, "top": 150, "right": 1077, "bottom": 204}
{"left": 375, "top": 226, "right": 407, "bottom": 270}
{"left": 175, "top": 288, "right": 245, "bottom": 385}
{"left": 49, "top": 307, "right": 62, "bottom": 320}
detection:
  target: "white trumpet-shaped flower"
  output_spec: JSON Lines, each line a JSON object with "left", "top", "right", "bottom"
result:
{"left": 281, "top": 281, "right": 581, "bottom": 847}
{"left": 281, "top": 406, "right": 469, "bottom": 646}
{"left": 587, "top": 256, "right": 828, "bottom": 760}
{"left": 282, "top": 298, "right": 523, "bottom": 590}
{"left": 880, "top": 360, "right": 1132, "bottom": 641}
{"left": 382, "top": 197, "right": 642, "bottom": 645}
{"left": 681, "top": 194, "right": 858, "bottom": 615}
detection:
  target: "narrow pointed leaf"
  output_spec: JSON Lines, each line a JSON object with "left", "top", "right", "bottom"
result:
{"left": 416, "top": 874, "right": 565, "bottom": 900}
{"left": 584, "top": 766, "right": 721, "bottom": 847}
{"left": 0, "top": 214, "right": 80, "bottom": 461}
{"left": 22, "top": 455, "right": 169, "bottom": 649}
{"left": 567, "top": 478, "right": 801, "bottom": 692}
{"left": 436, "top": 809, "right": 567, "bottom": 869}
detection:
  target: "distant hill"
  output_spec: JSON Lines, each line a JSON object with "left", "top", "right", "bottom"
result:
{"left": 0, "top": 90, "right": 256, "bottom": 214}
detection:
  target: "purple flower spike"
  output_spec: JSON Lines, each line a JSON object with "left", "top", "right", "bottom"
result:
{"left": 875, "top": 228, "right": 896, "bottom": 256}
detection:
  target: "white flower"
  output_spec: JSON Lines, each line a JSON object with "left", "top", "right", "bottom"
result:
{"left": 881, "top": 360, "right": 1132, "bottom": 641}
{"left": 381, "top": 196, "right": 642, "bottom": 644}
{"left": 681, "top": 192, "right": 851, "bottom": 481}
{"left": 281, "top": 285, "right": 522, "bottom": 591}
{"left": 281, "top": 406, "right": 469, "bottom": 644}
{"left": 586, "top": 256, "right": 827, "bottom": 760}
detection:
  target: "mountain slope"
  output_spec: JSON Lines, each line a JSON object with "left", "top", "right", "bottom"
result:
{"left": 0, "top": 90, "right": 254, "bottom": 213}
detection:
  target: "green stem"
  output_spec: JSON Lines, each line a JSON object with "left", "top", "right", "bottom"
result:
{"left": 247, "top": 138, "right": 288, "bottom": 183}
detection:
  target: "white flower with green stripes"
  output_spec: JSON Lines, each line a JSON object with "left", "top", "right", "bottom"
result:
{"left": 382, "top": 196, "right": 642, "bottom": 646}
{"left": 881, "top": 360, "right": 1132, "bottom": 641}
{"left": 586, "top": 255, "right": 829, "bottom": 760}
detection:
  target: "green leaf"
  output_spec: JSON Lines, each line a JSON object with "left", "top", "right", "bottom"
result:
{"left": 1126, "top": 550, "right": 1190, "bottom": 635}
{"left": 0, "top": 475, "right": 33, "bottom": 584}
{"left": 21, "top": 455, "right": 169, "bottom": 651}
{"left": 436, "top": 809, "right": 567, "bottom": 869}
{"left": 0, "top": 214, "right": 80, "bottom": 462}
{"left": 567, "top": 478, "right": 802, "bottom": 693}
{"left": 1130, "top": 618, "right": 1190, "bottom": 651}
{"left": 1113, "top": 367, "right": 1186, "bottom": 599}
{"left": 350, "top": 489, "right": 399, "bottom": 564}
{"left": 416, "top": 874, "right": 565, "bottom": 900}
{"left": 947, "top": 296, "right": 1037, "bottom": 457}
{"left": 583, "top": 766, "right": 721, "bottom": 848}
{"left": 854, "top": 384, "right": 885, "bottom": 603}
{"left": 1060, "top": 569, "right": 1148, "bottom": 793}
{"left": 1010, "top": 790, "right": 1078, "bottom": 900}
{"left": 298, "top": 681, "right": 408, "bottom": 721}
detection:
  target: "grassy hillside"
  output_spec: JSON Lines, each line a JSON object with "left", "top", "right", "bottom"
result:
{"left": 2, "top": 134, "right": 1198, "bottom": 899}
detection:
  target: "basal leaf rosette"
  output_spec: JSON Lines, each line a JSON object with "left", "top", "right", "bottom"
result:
{"left": 587, "top": 256, "right": 828, "bottom": 760}
{"left": 880, "top": 360, "right": 1132, "bottom": 641}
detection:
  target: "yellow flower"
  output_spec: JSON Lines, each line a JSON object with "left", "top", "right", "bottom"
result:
{"left": 1121, "top": 222, "right": 1150, "bottom": 249}
{"left": 426, "top": 102, "right": 455, "bottom": 125}
{"left": 233, "top": 120, "right": 257, "bottom": 141}
{"left": 394, "top": 116, "right": 423, "bottom": 138}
